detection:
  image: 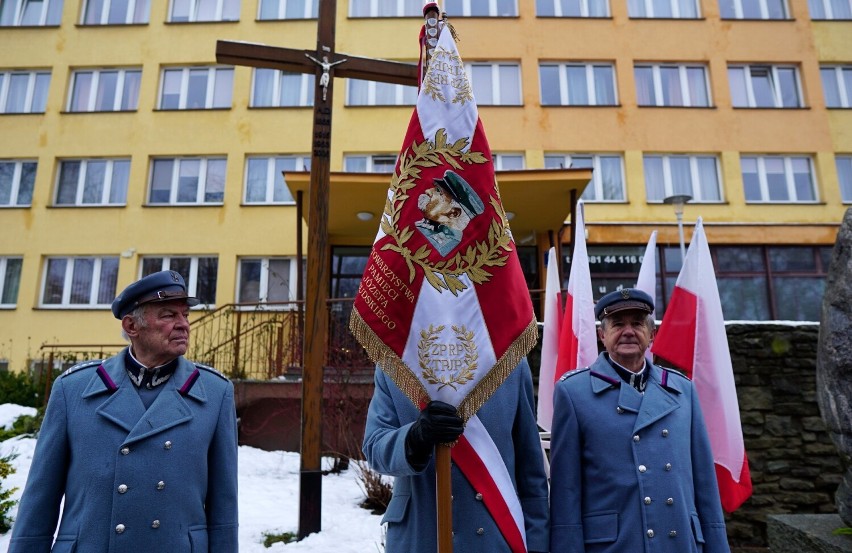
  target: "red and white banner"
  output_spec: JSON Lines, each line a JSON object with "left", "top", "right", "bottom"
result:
{"left": 556, "top": 201, "right": 598, "bottom": 376}
{"left": 536, "top": 247, "right": 563, "bottom": 432}
{"left": 652, "top": 218, "right": 753, "bottom": 512}
{"left": 350, "top": 15, "right": 535, "bottom": 551}
{"left": 636, "top": 230, "right": 658, "bottom": 364}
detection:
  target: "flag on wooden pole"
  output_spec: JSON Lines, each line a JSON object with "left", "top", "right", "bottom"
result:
{"left": 556, "top": 201, "right": 598, "bottom": 376}
{"left": 652, "top": 218, "right": 753, "bottom": 512}
{"left": 536, "top": 247, "right": 563, "bottom": 432}
{"left": 349, "top": 8, "right": 535, "bottom": 550}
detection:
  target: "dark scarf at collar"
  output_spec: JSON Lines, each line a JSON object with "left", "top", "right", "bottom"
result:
{"left": 605, "top": 353, "right": 649, "bottom": 393}
{"left": 124, "top": 349, "right": 179, "bottom": 390}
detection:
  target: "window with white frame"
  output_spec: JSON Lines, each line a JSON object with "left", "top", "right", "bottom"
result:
{"left": 251, "top": 69, "right": 314, "bottom": 107}
{"left": 740, "top": 155, "right": 817, "bottom": 203}
{"left": 838, "top": 156, "right": 852, "bottom": 202}
{"left": 346, "top": 79, "right": 417, "bottom": 106}
{"left": 245, "top": 155, "right": 310, "bottom": 203}
{"left": 56, "top": 159, "right": 130, "bottom": 206}
{"left": 821, "top": 65, "right": 852, "bottom": 108}
{"left": 536, "top": 0, "right": 610, "bottom": 17}
{"left": 493, "top": 153, "right": 524, "bottom": 170}
{"left": 237, "top": 257, "right": 298, "bottom": 305}
{"left": 809, "top": 0, "right": 852, "bottom": 19}
{"left": 0, "top": 70, "right": 50, "bottom": 114}
{"left": 545, "top": 153, "right": 626, "bottom": 201}
{"left": 719, "top": 0, "right": 789, "bottom": 19}
{"left": 444, "top": 0, "right": 517, "bottom": 16}
{"left": 344, "top": 154, "right": 397, "bottom": 173}
{"left": 149, "top": 157, "right": 226, "bottom": 205}
{"left": 635, "top": 63, "right": 710, "bottom": 107}
{"left": 539, "top": 62, "right": 617, "bottom": 106}
{"left": 643, "top": 154, "right": 723, "bottom": 202}
{"left": 0, "top": 160, "right": 36, "bottom": 206}
{"left": 81, "top": 0, "right": 150, "bottom": 24}
{"left": 0, "top": 0, "right": 63, "bottom": 26}
{"left": 628, "top": 0, "right": 699, "bottom": 18}
{"left": 159, "top": 67, "right": 233, "bottom": 110}
{"left": 68, "top": 68, "right": 141, "bottom": 112}
{"left": 468, "top": 63, "right": 522, "bottom": 106}
{"left": 41, "top": 256, "right": 119, "bottom": 308}
{"left": 0, "top": 257, "right": 22, "bottom": 307}
{"left": 728, "top": 64, "right": 802, "bottom": 108}
{"left": 140, "top": 256, "right": 218, "bottom": 305}
{"left": 259, "top": 0, "right": 318, "bottom": 19}
{"left": 349, "top": 0, "right": 420, "bottom": 16}
{"left": 168, "top": 0, "right": 239, "bottom": 22}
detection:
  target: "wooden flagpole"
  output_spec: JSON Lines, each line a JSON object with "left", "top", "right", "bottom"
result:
{"left": 421, "top": 6, "right": 454, "bottom": 551}
{"left": 436, "top": 444, "right": 453, "bottom": 553}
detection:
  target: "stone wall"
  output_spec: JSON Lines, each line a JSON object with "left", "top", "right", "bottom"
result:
{"left": 723, "top": 323, "right": 843, "bottom": 551}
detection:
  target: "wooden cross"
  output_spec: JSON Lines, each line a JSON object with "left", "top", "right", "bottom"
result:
{"left": 216, "top": 0, "right": 418, "bottom": 539}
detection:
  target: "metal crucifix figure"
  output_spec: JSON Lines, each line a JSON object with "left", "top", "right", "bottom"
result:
{"left": 305, "top": 54, "right": 347, "bottom": 101}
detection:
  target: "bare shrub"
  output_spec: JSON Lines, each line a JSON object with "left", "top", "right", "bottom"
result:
{"left": 353, "top": 459, "right": 393, "bottom": 515}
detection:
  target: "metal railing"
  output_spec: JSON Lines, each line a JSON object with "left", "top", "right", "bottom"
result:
{"left": 187, "top": 301, "right": 304, "bottom": 380}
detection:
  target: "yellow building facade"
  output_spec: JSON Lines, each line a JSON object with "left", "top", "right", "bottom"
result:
{"left": 0, "top": 0, "right": 850, "bottom": 372}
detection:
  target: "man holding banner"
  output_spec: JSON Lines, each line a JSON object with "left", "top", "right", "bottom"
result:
{"left": 354, "top": 4, "right": 548, "bottom": 552}
{"left": 549, "top": 288, "right": 730, "bottom": 552}
{"left": 363, "top": 359, "right": 549, "bottom": 552}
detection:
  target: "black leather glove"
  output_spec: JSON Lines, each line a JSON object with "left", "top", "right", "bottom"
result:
{"left": 405, "top": 400, "right": 464, "bottom": 468}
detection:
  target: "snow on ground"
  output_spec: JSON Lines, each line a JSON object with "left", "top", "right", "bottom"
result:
{"left": 0, "top": 405, "right": 36, "bottom": 430}
{"left": 0, "top": 404, "right": 386, "bottom": 552}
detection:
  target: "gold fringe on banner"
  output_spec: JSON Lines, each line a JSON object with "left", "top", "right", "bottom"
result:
{"left": 457, "top": 317, "right": 539, "bottom": 423}
{"left": 351, "top": 308, "right": 539, "bottom": 424}
{"left": 349, "top": 309, "right": 429, "bottom": 408}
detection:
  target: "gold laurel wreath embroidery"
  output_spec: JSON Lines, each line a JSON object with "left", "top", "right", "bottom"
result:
{"left": 419, "top": 324, "right": 478, "bottom": 391}
{"left": 422, "top": 46, "right": 474, "bottom": 106}
{"left": 380, "top": 129, "right": 513, "bottom": 296}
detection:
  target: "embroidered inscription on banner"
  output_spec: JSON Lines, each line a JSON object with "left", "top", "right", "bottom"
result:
{"left": 419, "top": 324, "right": 478, "bottom": 390}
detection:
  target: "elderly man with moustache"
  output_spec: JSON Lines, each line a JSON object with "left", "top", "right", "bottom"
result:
{"left": 9, "top": 270, "right": 238, "bottom": 553}
{"left": 549, "top": 288, "right": 730, "bottom": 553}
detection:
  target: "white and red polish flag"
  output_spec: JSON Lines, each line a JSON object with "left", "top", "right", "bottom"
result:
{"left": 536, "top": 247, "right": 563, "bottom": 432}
{"left": 349, "top": 7, "right": 536, "bottom": 551}
{"left": 651, "top": 218, "right": 753, "bottom": 512}
{"left": 556, "top": 201, "right": 598, "bottom": 376}
{"left": 635, "top": 230, "right": 658, "bottom": 364}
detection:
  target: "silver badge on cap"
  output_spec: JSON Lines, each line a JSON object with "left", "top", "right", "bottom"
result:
{"left": 621, "top": 289, "right": 630, "bottom": 299}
